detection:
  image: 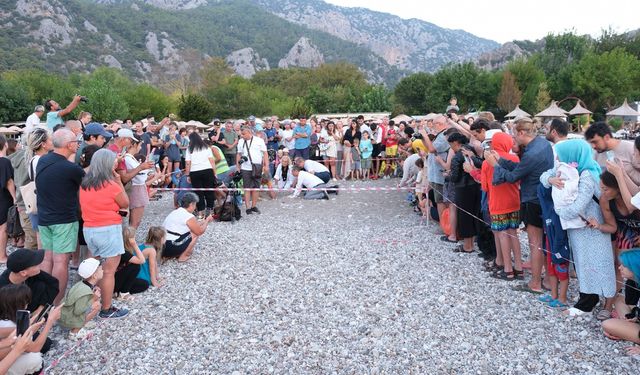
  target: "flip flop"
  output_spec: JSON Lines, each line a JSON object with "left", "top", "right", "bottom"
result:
{"left": 511, "top": 283, "right": 544, "bottom": 295}
{"left": 538, "top": 294, "right": 554, "bottom": 303}
{"left": 548, "top": 299, "right": 569, "bottom": 308}
{"left": 452, "top": 245, "right": 474, "bottom": 253}
{"left": 440, "top": 235, "right": 457, "bottom": 243}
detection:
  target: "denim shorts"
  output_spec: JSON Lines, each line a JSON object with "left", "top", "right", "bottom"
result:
{"left": 83, "top": 224, "right": 125, "bottom": 259}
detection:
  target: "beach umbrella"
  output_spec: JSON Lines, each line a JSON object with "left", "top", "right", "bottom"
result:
{"left": 505, "top": 105, "right": 531, "bottom": 119}
{"left": 8, "top": 126, "right": 23, "bottom": 132}
{"left": 568, "top": 102, "right": 592, "bottom": 130}
{"left": 606, "top": 99, "right": 640, "bottom": 117}
{"left": 392, "top": 114, "right": 413, "bottom": 123}
{"left": 535, "top": 101, "right": 568, "bottom": 118}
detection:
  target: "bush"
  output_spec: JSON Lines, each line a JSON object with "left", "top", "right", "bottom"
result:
{"left": 0, "top": 80, "right": 31, "bottom": 122}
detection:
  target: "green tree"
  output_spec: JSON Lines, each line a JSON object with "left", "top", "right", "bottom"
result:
{"left": 506, "top": 59, "right": 545, "bottom": 113}
{"left": 125, "top": 84, "right": 175, "bottom": 120}
{"left": 393, "top": 73, "right": 434, "bottom": 114}
{"left": 80, "top": 78, "right": 129, "bottom": 122}
{"left": 571, "top": 49, "right": 640, "bottom": 113}
{"left": 535, "top": 82, "right": 552, "bottom": 113}
{"left": 497, "top": 71, "right": 521, "bottom": 112}
{"left": 0, "top": 80, "right": 31, "bottom": 122}
{"left": 177, "top": 93, "right": 212, "bottom": 122}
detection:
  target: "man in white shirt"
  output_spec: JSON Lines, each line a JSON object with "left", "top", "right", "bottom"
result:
{"left": 24, "top": 105, "right": 45, "bottom": 135}
{"left": 237, "top": 127, "right": 269, "bottom": 214}
{"left": 294, "top": 157, "right": 331, "bottom": 183}
{"left": 290, "top": 167, "right": 339, "bottom": 200}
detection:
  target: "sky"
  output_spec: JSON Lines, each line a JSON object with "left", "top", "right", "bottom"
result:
{"left": 325, "top": 0, "right": 639, "bottom": 43}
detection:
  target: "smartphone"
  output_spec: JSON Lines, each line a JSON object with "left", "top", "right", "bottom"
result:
{"left": 16, "top": 310, "right": 30, "bottom": 336}
{"left": 34, "top": 304, "right": 52, "bottom": 323}
{"left": 606, "top": 151, "right": 615, "bottom": 161}
{"left": 578, "top": 214, "right": 590, "bottom": 225}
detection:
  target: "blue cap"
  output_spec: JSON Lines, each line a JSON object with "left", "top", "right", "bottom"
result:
{"left": 85, "top": 122, "right": 112, "bottom": 138}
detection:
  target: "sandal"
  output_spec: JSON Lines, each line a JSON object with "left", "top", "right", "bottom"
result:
{"left": 563, "top": 307, "right": 586, "bottom": 317}
{"left": 452, "top": 245, "right": 474, "bottom": 253}
{"left": 491, "top": 270, "right": 516, "bottom": 281}
{"left": 483, "top": 262, "right": 503, "bottom": 273}
{"left": 511, "top": 283, "right": 544, "bottom": 295}
{"left": 538, "top": 294, "right": 554, "bottom": 303}
{"left": 596, "top": 309, "right": 612, "bottom": 321}
{"left": 513, "top": 269, "right": 524, "bottom": 280}
{"left": 548, "top": 299, "right": 569, "bottom": 308}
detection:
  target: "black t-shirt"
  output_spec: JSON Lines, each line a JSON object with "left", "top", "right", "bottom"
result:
{"left": 0, "top": 157, "right": 14, "bottom": 204}
{"left": 0, "top": 269, "right": 59, "bottom": 312}
{"left": 35, "top": 152, "right": 84, "bottom": 226}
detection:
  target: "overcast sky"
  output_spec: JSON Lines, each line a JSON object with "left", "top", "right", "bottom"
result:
{"left": 325, "top": 0, "right": 639, "bottom": 43}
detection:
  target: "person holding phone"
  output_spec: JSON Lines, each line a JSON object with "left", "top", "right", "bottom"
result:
{"left": 162, "top": 192, "right": 213, "bottom": 262}
{"left": 60, "top": 258, "right": 103, "bottom": 339}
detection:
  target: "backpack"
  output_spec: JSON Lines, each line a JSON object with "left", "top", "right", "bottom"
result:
{"left": 7, "top": 206, "right": 24, "bottom": 239}
{"left": 215, "top": 193, "right": 241, "bottom": 222}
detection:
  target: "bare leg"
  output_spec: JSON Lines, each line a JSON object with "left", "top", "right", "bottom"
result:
{"left": 40, "top": 250, "right": 53, "bottom": 274}
{"left": 99, "top": 255, "right": 121, "bottom": 311}
{"left": 526, "top": 225, "right": 544, "bottom": 291}
{"left": 463, "top": 237, "right": 474, "bottom": 252}
{"left": 602, "top": 319, "right": 640, "bottom": 344}
{"left": 508, "top": 228, "right": 523, "bottom": 270}
{"left": 178, "top": 235, "right": 199, "bottom": 262}
{"left": 548, "top": 275, "right": 559, "bottom": 300}
{"left": 0, "top": 224, "right": 7, "bottom": 262}
{"left": 52, "top": 252, "right": 72, "bottom": 304}
{"left": 129, "top": 207, "right": 145, "bottom": 229}
{"left": 558, "top": 278, "right": 569, "bottom": 304}
{"left": 497, "top": 231, "right": 512, "bottom": 270}
{"left": 448, "top": 206, "right": 457, "bottom": 241}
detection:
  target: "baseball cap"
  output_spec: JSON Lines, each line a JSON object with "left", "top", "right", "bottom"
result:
{"left": 85, "top": 122, "right": 113, "bottom": 139}
{"left": 7, "top": 249, "right": 45, "bottom": 273}
{"left": 34, "top": 105, "right": 45, "bottom": 112}
{"left": 248, "top": 115, "right": 256, "bottom": 121}
{"left": 117, "top": 128, "right": 139, "bottom": 142}
{"left": 78, "top": 258, "right": 101, "bottom": 279}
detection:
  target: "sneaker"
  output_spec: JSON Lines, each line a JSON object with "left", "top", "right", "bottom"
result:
{"left": 596, "top": 309, "right": 612, "bottom": 321}
{"left": 251, "top": 207, "right": 261, "bottom": 214}
{"left": 99, "top": 306, "right": 129, "bottom": 319}
{"left": 246, "top": 209, "right": 253, "bottom": 215}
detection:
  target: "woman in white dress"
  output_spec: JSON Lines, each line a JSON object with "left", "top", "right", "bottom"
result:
{"left": 320, "top": 122, "right": 338, "bottom": 180}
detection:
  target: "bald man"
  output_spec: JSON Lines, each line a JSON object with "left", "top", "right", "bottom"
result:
{"left": 35, "top": 129, "right": 85, "bottom": 303}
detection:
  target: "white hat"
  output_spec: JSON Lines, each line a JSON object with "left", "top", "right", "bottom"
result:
{"left": 117, "top": 128, "right": 139, "bottom": 142}
{"left": 485, "top": 129, "right": 502, "bottom": 141}
{"left": 78, "top": 258, "right": 100, "bottom": 279}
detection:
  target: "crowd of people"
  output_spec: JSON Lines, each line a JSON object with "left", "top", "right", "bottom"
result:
{"left": 397, "top": 102, "right": 640, "bottom": 355}
{"left": 0, "top": 93, "right": 640, "bottom": 373}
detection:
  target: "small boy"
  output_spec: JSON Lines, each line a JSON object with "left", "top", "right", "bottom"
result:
{"left": 359, "top": 131, "right": 373, "bottom": 180}
{"left": 351, "top": 138, "right": 362, "bottom": 180}
{"left": 60, "top": 259, "right": 103, "bottom": 339}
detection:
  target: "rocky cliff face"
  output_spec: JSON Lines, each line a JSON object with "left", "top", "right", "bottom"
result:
{"left": 94, "top": 0, "right": 207, "bottom": 9}
{"left": 252, "top": 0, "right": 499, "bottom": 73}
{"left": 278, "top": 37, "right": 324, "bottom": 69}
{"left": 226, "top": 48, "right": 270, "bottom": 78}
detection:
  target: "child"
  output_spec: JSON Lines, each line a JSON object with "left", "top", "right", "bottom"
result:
{"left": 351, "top": 138, "right": 362, "bottom": 180}
{"left": 137, "top": 226, "right": 166, "bottom": 288}
{"left": 359, "top": 131, "right": 373, "bottom": 180}
{"left": 383, "top": 127, "right": 398, "bottom": 179}
{"left": 414, "top": 158, "right": 429, "bottom": 217}
{"left": 602, "top": 249, "right": 640, "bottom": 355}
{"left": 115, "top": 226, "right": 150, "bottom": 300}
{"left": 60, "top": 258, "right": 102, "bottom": 339}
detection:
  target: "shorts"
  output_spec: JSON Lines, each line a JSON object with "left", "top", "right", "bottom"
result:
{"left": 520, "top": 202, "right": 543, "bottom": 228}
{"left": 83, "top": 224, "right": 125, "bottom": 258}
{"left": 430, "top": 182, "right": 444, "bottom": 204}
{"left": 546, "top": 252, "right": 569, "bottom": 281}
{"left": 129, "top": 185, "right": 149, "bottom": 209}
{"left": 490, "top": 211, "right": 520, "bottom": 231}
{"left": 385, "top": 145, "right": 398, "bottom": 157}
{"left": 39, "top": 222, "right": 79, "bottom": 254}
{"left": 353, "top": 161, "right": 361, "bottom": 171}
{"left": 371, "top": 144, "right": 382, "bottom": 158}
{"left": 163, "top": 232, "right": 193, "bottom": 258}
{"left": 241, "top": 169, "right": 260, "bottom": 189}
{"left": 361, "top": 158, "right": 372, "bottom": 170}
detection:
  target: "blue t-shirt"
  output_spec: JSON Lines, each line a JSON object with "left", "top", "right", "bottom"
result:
{"left": 136, "top": 244, "right": 151, "bottom": 284}
{"left": 46, "top": 112, "right": 63, "bottom": 130}
{"left": 293, "top": 124, "right": 312, "bottom": 150}
{"left": 360, "top": 139, "right": 373, "bottom": 159}
{"left": 35, "top": 152, "right": 85, "bottom": 226}
{"left": 264, "top": 128, "right": 278, "bottom": 150}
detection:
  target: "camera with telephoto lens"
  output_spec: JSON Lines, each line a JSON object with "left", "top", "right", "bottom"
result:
{"left": 239, "top": 155, "right": 248, "bottom": 164}
{"left": 79, "top": 96, "right": 88, "bottom": 103}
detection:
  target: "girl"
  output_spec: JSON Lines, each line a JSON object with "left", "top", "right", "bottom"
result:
{"left": 137, "top": 226, "right": 166, "bottom": 288}
{"left": 359, "top": 131, "right": 373, "bottom": 180}
{"left": 541, "top": 139, "right": 616, "bottom": 316}
{"left": 602, "top": 249, "right": 640, "bottom": 355}
{"left": 114, "top": 226, "right": 151, "bottom": 300}
{"left": 124, "top": 139, "right": 155, "bottom": 229}
{"left": 274, "top": 155, "right": 294, "bottom": 190}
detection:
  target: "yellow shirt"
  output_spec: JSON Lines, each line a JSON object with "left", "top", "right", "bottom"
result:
{"left": 412, "top": 139, "right": 427, "bottom": 153}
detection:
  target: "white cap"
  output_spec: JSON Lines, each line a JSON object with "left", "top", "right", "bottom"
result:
{"left": 485, "top": 129, "right": 502, "bottom": 141}
{"left": 78, "top": 258, "right": 100, "bottom": 279}
{"left": 117, "top": 128, "right": 139, "bottom": 142}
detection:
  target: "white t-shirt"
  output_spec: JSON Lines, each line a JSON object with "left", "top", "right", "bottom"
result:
{"left": 124, "top": 154, "right": 148, "bottom": 186}
{"left": 304, "top": 159, "right": 329, "bottom": 173}
{"left": 25, "top": 113, "right": 42, "bottom": 134}
{"left": 282, "top": 129, "right": 295, "bottom": 150}
{"left": 185, "top": 147, "right": 214, "bottom": 172}
{"left": 163, "top": 207, "right": 194, "bottom": 241}
{"left": 237, "top": 136, "right": 267, "bottom": 171}
{"left": 359, "top": 124, "right": 372, "bottom": 136}
{"left": 293, "top": 170, "right": 324, "bottom": 197}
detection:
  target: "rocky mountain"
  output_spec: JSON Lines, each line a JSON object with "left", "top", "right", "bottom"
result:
{"left": 252, "top": 0, "right": 499, "bottom": 72}
{"left": 0, "top": 0, "right": 500, "bottom": 85}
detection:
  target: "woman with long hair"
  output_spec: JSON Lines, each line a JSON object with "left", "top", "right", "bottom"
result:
{"left": 185, "top": 132, "right": 216, "bottom": 217}
{"left": 79, "top": 149, "right": 130, "bottom": 319}
{"left": 322, "top": 122, "right": 338, "bottom": 180}
{"left": 0, "top": 135, "right": 15, "bottom": 263}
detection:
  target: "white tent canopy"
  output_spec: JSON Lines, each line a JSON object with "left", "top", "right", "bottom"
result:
{"left": 505, "top": 105, "right": 530, "bottom": 119}
{"left": 606, "top": 99, "right": 640, "bottom": 117}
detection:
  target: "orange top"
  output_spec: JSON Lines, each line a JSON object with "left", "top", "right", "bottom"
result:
{"left": 481, "top": 132, "right": 520, "bottom": 215}
{"left": 79, "top": 181, "right": 124, "bottom": 227}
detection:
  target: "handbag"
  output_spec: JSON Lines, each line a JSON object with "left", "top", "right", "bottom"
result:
{"left": 20, "top": 159, "right": 37, "bottom": 214}
{"left": 245, "top": 137, "right": 263, "bottom": 179}
{"left": 7, "top": 205, "right": 24, "bottom": 239}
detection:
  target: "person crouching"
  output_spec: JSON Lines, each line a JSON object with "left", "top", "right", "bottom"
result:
{"left": 60, "top": 258, "right": 102, "bottom": 340}
{"left": 290, "top": 167, "right": 338, "bottom": 200}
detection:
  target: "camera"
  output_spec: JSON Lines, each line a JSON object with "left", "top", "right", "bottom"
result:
{"left": 79, "top": 96, "right": 88, "bottom": 103}
{"left": 239, "top": 156, "right": 248, "bottom": 164}
{"left": 412, "top": 133, "right": 423, "bottom": 140}
{"left": 482, "top": 140, "right": 492, "bottom": 151}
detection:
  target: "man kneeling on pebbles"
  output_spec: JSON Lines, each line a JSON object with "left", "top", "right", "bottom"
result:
{"left": 289, "top": 167, "right": 339, "bottom": 200}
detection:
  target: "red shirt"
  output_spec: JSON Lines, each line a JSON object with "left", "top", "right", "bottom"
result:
{"left": 79, "top": 181, "right": 124, "bottom": 227}
{"left": 480, "top": 133, "right": 520, "bottom": 215}
{"left": 385, "top": 129, "right": 398, "bottom": 147}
